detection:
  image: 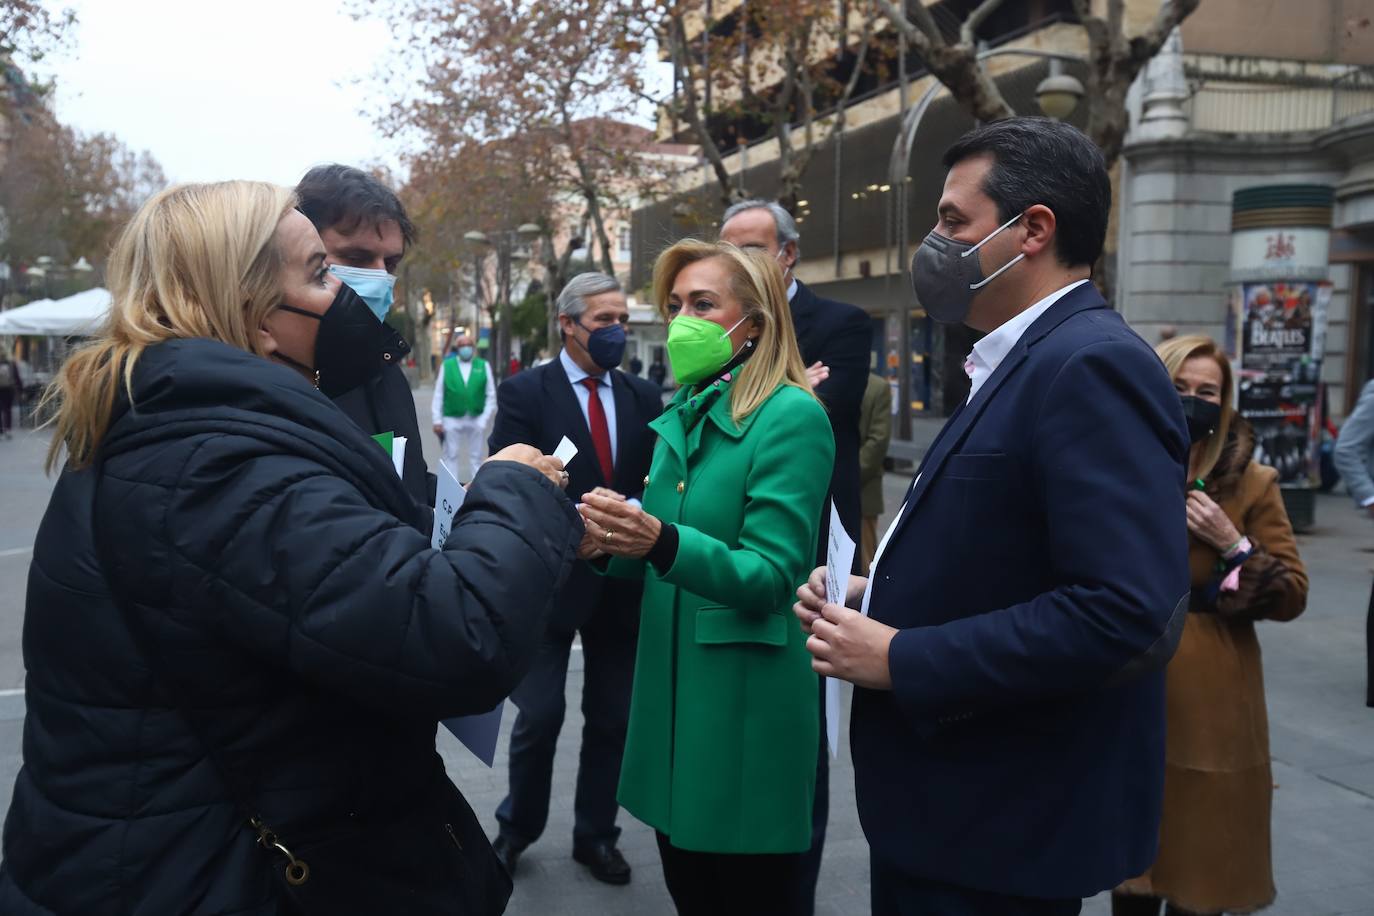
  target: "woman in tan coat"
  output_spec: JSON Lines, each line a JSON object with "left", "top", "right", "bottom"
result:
{"left": 1114, "top": 336, "right": 1308, "bottom": 916}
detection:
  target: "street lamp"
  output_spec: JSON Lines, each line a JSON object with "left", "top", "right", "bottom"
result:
{"left": 1036, "top": 61, "right": 1085, "bottom": 121}
{"left": 24, "top": 265, "right": 49, "bottom": 299}
{"left": 464, "top": 224, "right": 542, "bottom": 377}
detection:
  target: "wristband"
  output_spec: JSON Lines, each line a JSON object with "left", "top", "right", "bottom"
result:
{"left": 1223, "top": 537, "right": 1252, "bottom": 561}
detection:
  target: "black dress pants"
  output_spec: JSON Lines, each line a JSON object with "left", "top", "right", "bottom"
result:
{"left": 870, "top": 853, "right": 1082, "bottom": 916}
{"left": 494, "top": 606, "right": 636, "bottom": 849}
{"left": 656, "top": 832, "right": 806, "bottom": 916}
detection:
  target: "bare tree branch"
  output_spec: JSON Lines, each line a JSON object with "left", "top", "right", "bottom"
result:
{"left": 876, "top": 0, "right": 1015, "bottom": 122}
{"left": 1106, "top": 0, "right": 1125, "bottom": 39}
{"left": 876, "top": 0, "right": 937, "bottom": 57}
{"left": 1130, "top": 0, "right": 1202, "bottom": 63}
{"left": 903, "top": 0, "right": 946, "bottom": 46}
{"left": 960, "top": 0, "right": 1006, "bottom": 46}
{"left": 667, "top": 11, "right": 742, "bottom": 208}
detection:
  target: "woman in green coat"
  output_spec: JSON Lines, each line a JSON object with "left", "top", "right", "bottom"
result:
{"left": 578, "top": 239, "right": 834, "bottom": 915}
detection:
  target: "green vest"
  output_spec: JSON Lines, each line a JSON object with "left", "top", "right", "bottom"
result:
{"left": 442, "top": 356, "right": 488, "bottom": 418}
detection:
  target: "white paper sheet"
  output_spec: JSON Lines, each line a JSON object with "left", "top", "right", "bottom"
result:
{"left": 430, "top": 462, "right": 497, "bottom": 764}
{"left": 391, "top": 436, "right": 407, "bottom": 478}
{"left": 431, "top": 460, "right": 466, "bottom": 550}
{"left": 823, "top": 501, "right": 856, "bottom": 758}
{"left": 553, "top": 435, "right": 578, "bottom": 467}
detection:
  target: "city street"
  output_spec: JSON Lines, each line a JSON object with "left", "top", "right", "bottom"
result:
{"left": 1, "top": 386, "right": 1372, "bottom": 914}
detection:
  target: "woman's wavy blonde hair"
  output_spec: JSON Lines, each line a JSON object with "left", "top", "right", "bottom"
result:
{"left": 43, "top": 180, "right": 298, "bottom": 472}
{"left": 1155, "top": 334, "right": 1235, "bottom": 480}
{"left": 651, "top": 239, "right": 817, "bottom": 424}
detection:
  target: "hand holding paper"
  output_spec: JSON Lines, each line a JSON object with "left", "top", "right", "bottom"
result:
{"left": 487, "top": 443, "right": 567, "bottom": 488}
{"left": 553, "top": 435, "right": 579, "bottom": 467}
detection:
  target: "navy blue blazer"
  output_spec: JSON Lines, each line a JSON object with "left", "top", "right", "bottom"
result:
{"left": 852, "top": 283, "right": 1190, "bottom": 899}
{"left": 489, "top": 357, "right": 662, "bottom": 635}
{"left": 791, "top": 280, "right": 871, "bottom": 558}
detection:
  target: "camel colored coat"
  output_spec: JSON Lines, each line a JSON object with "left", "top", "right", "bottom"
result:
{"left": 1119, "top": 419, "right": 1307, "bottom": 913}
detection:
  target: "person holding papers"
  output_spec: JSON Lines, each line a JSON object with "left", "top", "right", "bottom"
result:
{"left": 794, "top": 119, "right": 1191, "bottom": 915}
{"left": 0, "top": 182, "right": 580, "bottom": 916}
{"left": 486, "top": 272, "right": 661, "bottom": 886}
{"left": 577, "top": 241, "right": 832, "bottom": 915}
{"left": 433, "top": 332, "right": 498, "bottom": 484}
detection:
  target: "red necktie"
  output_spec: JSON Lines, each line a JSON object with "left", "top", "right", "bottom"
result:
{"left": 581, "top": 377, "right": 614, "bottom": 484}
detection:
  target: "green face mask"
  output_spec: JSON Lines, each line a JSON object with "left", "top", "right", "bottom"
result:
{"left": 666, "top": 314, "right": 748, "bottom": 384}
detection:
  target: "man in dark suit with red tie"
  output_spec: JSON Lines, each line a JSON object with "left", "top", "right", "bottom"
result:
{"left": 487, "top": 272, "right": 662, "bottom": 886}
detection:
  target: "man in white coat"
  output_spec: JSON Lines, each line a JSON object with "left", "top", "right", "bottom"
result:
{"left": 432, "top": 334, "right": 497, "bottom": 483}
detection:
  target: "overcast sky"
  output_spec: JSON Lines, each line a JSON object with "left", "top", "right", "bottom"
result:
{"left": 38, "top": 0, "right": 404, "bottom": 186}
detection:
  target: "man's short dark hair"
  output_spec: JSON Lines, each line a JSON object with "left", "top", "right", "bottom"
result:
{"left": 941, "top": 118, "right": 1109, "bottom": 269}
{"left": 295, "top": 164, "right": 416, "bottom": 248}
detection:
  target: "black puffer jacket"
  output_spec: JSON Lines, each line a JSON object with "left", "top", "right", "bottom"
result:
{"left": 0, "top": 338, "right": 581, "bottom": 915}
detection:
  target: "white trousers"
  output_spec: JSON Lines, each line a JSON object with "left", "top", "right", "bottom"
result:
{"left": 441, "top": 417, "right": 488, "bottom": 483}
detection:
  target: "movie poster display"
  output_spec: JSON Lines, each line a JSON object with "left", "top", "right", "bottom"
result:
{"left": 1235, "top": 282, "right": 1331, "bottom": 486}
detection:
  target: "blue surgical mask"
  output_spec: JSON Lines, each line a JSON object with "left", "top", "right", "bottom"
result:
{"left": 328, "top": 265, "right": 396, "bottom": 322}
{"left": 457, "top": 345, "right": 475, "bottom": 361}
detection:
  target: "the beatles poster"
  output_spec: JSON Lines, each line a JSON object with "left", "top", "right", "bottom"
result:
{"left": 1234, "top": 282, "right": 1332, "bottom": 486}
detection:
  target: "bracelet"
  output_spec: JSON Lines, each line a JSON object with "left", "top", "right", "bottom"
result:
{"left": 1222, "top": 536, "right": 1252, "bottom": 562}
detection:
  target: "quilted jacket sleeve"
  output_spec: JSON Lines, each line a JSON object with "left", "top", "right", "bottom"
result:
{"left": 149, "top": 449, "right": 582, "bottom": 720}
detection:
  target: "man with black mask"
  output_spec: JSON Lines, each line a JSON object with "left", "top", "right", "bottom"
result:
{"left": 486, "top": 272, "right": 662, "bottom": 886}
{"left": 295, "top": 164, "right": 433, "bottom": 508}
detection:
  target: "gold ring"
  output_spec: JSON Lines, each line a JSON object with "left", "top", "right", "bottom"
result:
{"left": 603, "top": 529, "right": 615, "bottom": 542}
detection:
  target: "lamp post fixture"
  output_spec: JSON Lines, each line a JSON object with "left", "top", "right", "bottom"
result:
{"left": 463, "top": 224, "right": 541, "bottom": 377}
{"left": 1035, "top": 60, "right": 1086, "bottom": 121}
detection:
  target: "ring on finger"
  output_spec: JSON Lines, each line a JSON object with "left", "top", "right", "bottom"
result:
{"left": 603, "top": 529, "right": 615, "bottom": 542}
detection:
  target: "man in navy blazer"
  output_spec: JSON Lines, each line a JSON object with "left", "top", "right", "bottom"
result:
{"left": 796, "top": 119, "right": 1190, "bottom": 915}
{"left": 487, "top": 273, "right": 662, "bottom": 886}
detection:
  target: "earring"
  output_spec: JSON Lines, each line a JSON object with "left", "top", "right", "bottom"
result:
{"left": 312, "top": 369, "right": 321, "bottom": 389}
{"left": 745, "top": 338, "right": 756, "bottom": 348}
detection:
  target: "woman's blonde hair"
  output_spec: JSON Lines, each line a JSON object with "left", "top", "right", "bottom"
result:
{"left": 43, "top": 180, "right": 298, "bottom": 472}
{"left": 1155, "top": 334, "right": 1235, "bottom": 480}
{"left": 652, "top": 239, "right": 817, "bottom": 423}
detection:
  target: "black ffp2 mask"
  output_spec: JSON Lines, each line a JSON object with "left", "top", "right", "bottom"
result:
{"left": 273, "top": 282, "right": 407, "bottom": 398}
{"left": 1179, "top": 395, "right": 1222, "bottom": 444}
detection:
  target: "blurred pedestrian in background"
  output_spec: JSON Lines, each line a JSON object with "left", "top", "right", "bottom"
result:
{"left": 1333, "top": 376, "right": 1374, "bottom": 707}
{"left": 577, "top": 240, "right": 833, "bottom": 915}
{"left": 858, "top": 372, "right": 892, "bottom": 573}
{"left": 433, "top": 332, "right": 497, "bottom": 484}
{"left": 1115, "top": 335, "right": 1308, "bottom": 916}
{"left": 0, "top": 181, "right": 580, "bottom": 916}
{"left": 0, "top": 350, "right": 20, "bottom": 439}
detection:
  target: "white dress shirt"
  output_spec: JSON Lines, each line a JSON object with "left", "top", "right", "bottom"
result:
{"left": 964, "top": 279, "right": 1089, "bottom": 403}
{"left": 560, "top": 348, "right": 618, "bottom": 464}
{"left": 861, "top": 279, "right": 1090, "bottom": 614}
{"left": 786, "top": 277, "right": 798, "bottom": 302}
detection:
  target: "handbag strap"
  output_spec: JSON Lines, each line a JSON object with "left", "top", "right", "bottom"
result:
{"left": 88, "top": 462, "right": 312, "bottom": 889}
